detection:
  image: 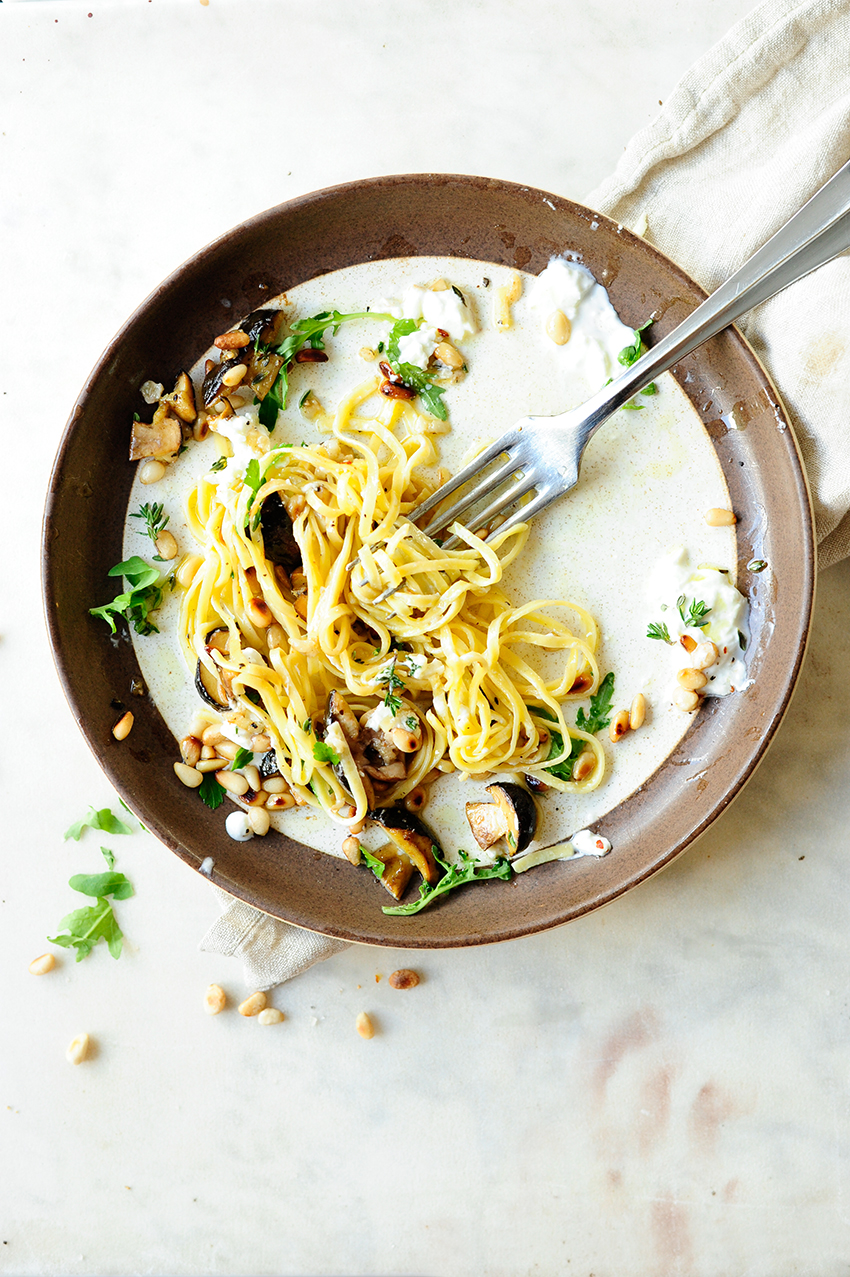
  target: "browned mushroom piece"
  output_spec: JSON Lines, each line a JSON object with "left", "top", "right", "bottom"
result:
{"left": 369, "top": 844, "right": 415, "bottom": 900}
{"left": 160, "top": 371, "right": 197, "bottom": 423}
{"left": 369, "top": 807, "right": 441, "bottom": 885}
{"left": 324, "top": 691, "right": 411, "bottom": 806}
{"left": 465, "top": 782, "right": 538, "bottom": 856}
{"left": 195, "top": 628, "right": 234, "bottom": 710}
{"left": 129, "top": 403, "right": 182, "bottom": 461}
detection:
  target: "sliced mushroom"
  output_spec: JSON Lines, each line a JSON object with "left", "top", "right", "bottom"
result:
{"left": 239, "top": 308, "right": 285, "bottom": 346}
{"left": 241, "top": 345, "right": 285, "bottom": 401}
{"left": 259, "top": 491, "right": 302, "bottom": 571}
{"left": 160, "top": 372, "right": 197, "bottom": 423}
{"left": 195, "top": 628, "right": 233, "bottom": 709}
{"left": 369, "top": 807, "right": 441, "bottom": 885}
{"left": 465, "top": 782, "right": 538, "bottom": 856}
{"left": 325, "top": 691, "right": 376, "bottom": 810}
{"left": 369, "top": 844, "right": 415, "bottom": 901}
{"left": 129, "top": 404, "right": 182, "bottom": 461}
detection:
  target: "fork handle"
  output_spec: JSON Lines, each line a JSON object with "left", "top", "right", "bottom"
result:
{"left": 573, "top": 157, "right": 850, "bottom": 436}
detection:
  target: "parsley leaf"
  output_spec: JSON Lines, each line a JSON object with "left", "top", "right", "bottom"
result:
{"left": 89, "top": 556, "right": 169, "bottom": 636}
{"left": 198, "top": 771, "right": 225, "bottom": 810}
{"left": 575, "top": 671, "right": 615, "bottom": 735}
{"left": 383, "top": 847, "right": 511, "bottom": 916}
{"left": 677, "top": 594, "right": 712, "bottom": 629}
{"left": 231, "top": 747, "right": 254, "bottom": 771}
{"left": 129, "top": 502, "right": 169, "bottom": 557}
{"left": 48, "top": 899, "right": 125, "bottom": 962}
{"left": 647, "top": 621, "right": 673, "bottom": 644}
{"left": 312, "top": 740, "right": 341, "bottom": 765}
{"left": 64, "top": 807, "right": 134, "bottom": 841}
{"left": 242, "top": 458, "right": 266, "bottom": 530}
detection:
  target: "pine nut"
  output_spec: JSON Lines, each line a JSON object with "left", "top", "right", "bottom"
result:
{"left": 200, "top": 745, "right": 216, "bottom": 759}
{"left": 214, "top": 330, "right": 250, "bottom": 350}
{"left": 176, "top": 554, "right": 203, "bottom": 588}
{"left": 215, "top": 740, "right": 240, "bottom": 762}
{"left": 404, "top": 786, "right": 427, "bottom": 814}
{"left": 434, "top": 341, "right": 464, "bottom": 369}
{"left": 294, "top": 595, "right": 309, "bottom": 619}
{"left": 546, "top": 309, "right": 572, "bottom": 345}
{"left": 66, "top": 1033, "right": 90, "bottom": 1065}
{"left": 139, "top": 459, "right": 166, "bottom": 485}
{"left": 241, "top": 764, "right": 261, "bottom": 792}
{"left": 180, "top": 735, "right": 202, "bottom": 766}
{"left": 265, "top": 792, "right": 295, "bottom": 809}
{"left": 388, "top": 969, "right": 419, "bottom": 990}
{"left": 629, "top": 693, "right": 646, "bottom": 731}
{"left": 174, "top": 761, "right": 204, "bottom": 788}
{"left": 609, "top": 710, "right": 630, "bottom": 743}
{"left": 190, "top": 711, "right": 215, "bottom": 737}
{"left": 193, "top": 417, "right": 210, "bottom": 442}
{"left": 391, "top": 728, "right": 419, "bottom": 753}
{"left": 572, "top": 752, "right": 595, "bottom": 782}
{"left": 252, "top": 733, "right": 272, "bottom": 752}
{"left": 245, "top": 786, "right": 268, "bottom": 808}
{"left": 262, "top": 776, "right": 287, "bottom": 794}
{"left": 359, "top": 346, "right": 377, "bottom": 361}
{"left": 238, "top": 991, "right": 267, "bottom": 1017}
{"left": 673, "top": 688, "right": 702, "bottom": 712}
{"left": 680, "top": 634, "right": 697, "bottom": 654}
{"left": 204, "top": 983, "right": 226, "bottom": 1014}
{"left": 217, "top": 770, "right": 249, "bottom": 796}
{"left": 247, "top": 597, "right": 272, "bottom": 628}
{"left": 299, "top": 393, "right": 324, "bottom": 421}
{"left": 154, "top": 529, "right": 178, "bottom": 561}
{"left": 221, "top": 362, "right": 247, "bottom": 387}
{"left": 429, "top": 277, "right": 449, "bottom": 291}
{"left": 341, "top": 835, "right": 361, "bottom": 863}
{"left": 247, "top": 806, "right": 270, "bottom": 836}
{"left": 258, "top": 1007, "right": 284, "bottom": 1025}
{"left": 705, "top": 507, "right": 736, "bottom": 527}
{"left": 356, "top": 1012, "right": 375, "bottom": 1039}
{"left": 196, "top": 758, "right": 227, "bottom": 773}
{"left": 692, "top": 641, "right": 719, "bottom": 671}
{"left": 202, "top": 725, "right": 226, "bottom": 746}
{"left": 29, "top": 953, "right": 55, "bottom": 975}
{"left": 267, "top": 624, "right": 285, "bottom": 650}
{"left": 678, "top": 667, "right": 708, "bottom": 691}
{"left": 112, "top": 711, "right": 134, "bottom": 741}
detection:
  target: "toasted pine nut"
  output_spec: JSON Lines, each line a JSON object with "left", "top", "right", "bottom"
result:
{"left": 112, "top": 711, "right": 134, "bottom": 741}
{"left": 342, "top": 835, "right": 361, "bottom": 863}
{"left": 294, "top": 595, "right": 309, "bottom": 620}
{"left": 678, "top": 667, "right": 708, "bottom": 692}
{"left": 66, "top": 1033, "right": 90, "bottom": 1065}
{"left": 202, "top": 725, "right": 226, "bottom": 747}
{"left": 391, "top": 727, "right": 419, "bottom": 753}
{"left": 299, "top": 392, "right": 324, "bottom": 420}
{"left": 139, "top": 459, "right": 166, "bottom": 485}
{"left": 266, "top": 624, "right": 285, "bottom": 650}
{"left": 404, "top": 786, "right": 427, "bottom": 814}
{"left": 215, "top": 740, "right": 240, "bottom": 762}
{"left": 429, "top": 277, "right": 449, "bottom": 291}
{"left": 434, "top": 341, "right": 464, "bottom": 369}
{"left": 238, "top": 991, "right": 267, "bottom": 1017}
{"left": 609, "top": 710, "right": 630, "bottom": 743}
{"left": 629, "top": 693, "right": 646, "bottom": 731}
{"left": 174, "top": 761, "right": 204, "bottom": 788}
{"left": 674, "top": 688, "right": 702, "bottom": 712}
{"left": 680, "top": 634, "right": 697, "bottom": 654}
{"left": 262, "top": 776, "right": 287, "bottom": 794}
{"left": 193, "top": 416, "right": 210, "bottom": 442}
{"left": 196, "top": 758, "right": 226, "bottom": 773}
{"left": 153, "top": 529, "right": 178, "bottom": 561}
{"left": 247, "top": 807, "right": 270, "bottom": 836}
{"left": 265, "top": 791, "right": 295, "bottom": 810}
{"left": 190, "top": 711, "right": 215, "bottom": 737}
{"left": 252, "top": 733, "right": 272, "bottom": 753}
{"left": 356, "top": 1012, "right": 375, "bottom": 1040}
{"left": 546, "top": 309, "right": 572, "bottom": 345}
{"left": 239, "top": 762, "right": 259, "bottom": 788}
{"left": 258, "top": 1007, "right": 284, "bottom": 1025}
{"left": 214, "top": 330, "right": 250, "bottom": 350}
{"left": 692, "top": 641, "right": 719, "bottom": 671}
{"left": 221, "top": 362, "right": 247, "bottom": 388}
{"left": 247, "top": 597, "right": 273, "bottom": 628}
{"left": 705, "top": 507, "right": 736, "bottom": 527}
{"left": 29, "top": 953, "right": 55, "bottom": 975}
{"left": 217, "top": 770, "right": 249, "bottom": 796}
{"left": 204, "top": 983, "right": 226, "bottom": 1014}
{"left": 359, "top": 346, "right": 377, "bottom": 361}
{"left": 388, "top": 968, "right": 419, "bottom": 990}
{"left": 573, "top": 752, "right": 596, "bottom": 782}
{"left": 180, "top": 735, "right": 202, "bottom": 766}
{"left": 200, "top": 745, "right": 216, "bottom": 760}
{"left": 176, "top": 554, "right": 203, "bottom": 588}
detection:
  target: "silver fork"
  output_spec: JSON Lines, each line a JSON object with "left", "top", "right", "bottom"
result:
{"left": 411, "top": 158, "right": 850, "bottom": 546}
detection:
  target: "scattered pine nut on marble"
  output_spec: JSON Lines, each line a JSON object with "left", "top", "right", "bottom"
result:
{"left": 204, "top": 984, "right": 226, "bottom": 1015}
{"left": 238, "top": 991, "right": 267, "bottom": 1017}
{"left": 66, "top": 1033, "right": 90, "bottom": 1065}
{"left": 356, "top": 1012, "right": 375, "bottom": 1039}
{"left": 29, "top": 953, "right": 55, "bottom": 975}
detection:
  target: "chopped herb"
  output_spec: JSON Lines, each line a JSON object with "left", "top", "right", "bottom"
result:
{"left": 312, "top": 740, "right": 341, "bottom": 765}
{"left": 231, "top": 747, "right": 254, "bottom": 771}
{"left": 677, "top": 595, "right": 712, "bottom": 629}
{"left": 747, "top": 558, "right": 768, "bottom": 573}
{"left": 132, "top": 412, "right": 140, "bottom": 422}
{"left": 303, "top": 718, "right": 313, "bottom": 732}
{"left": 617, "top": 320, "right": 656, "bottom": 398}
{"left": 405, "top": 715, "right": 418, "bottom": 731}
{"left": 383, "top": 847, "right": 511, "bottom": 916}
{"left": 209, "top": 456, "right": 227, "bottom": 473}
{"left": 198, "top": 771, "right": 225, "bottom": 810}
{"left": 64, "top": 807, "right": 134, "bottom": 841}
{"left": 299, "top": 389, "right": 312, "bottom": 408}
{"left": 575, "top": 671, "right": 615, "bottom": 735}
{"left": 647, "top": 621, "right": 673, "bottom": 644}
{"left": 101, "top": 846, "right": 115, "bottom": 869}
{"left": 738, "top": 630, "right": 748, "bottom": 651}
{"left": 242, "top": 458, "right": 265, "bottom": 530}
{"left": 376, "top": 656, "right": 406, "bottom": 714}
{"left": 68, "top": 871, "right": 134, "bottom": 901}
{"left": 89, "top": 556, "right": 170, "bottom": 637}
{"left": 360, "top": 846, "right": 386, "bottom": 880}
{"left": 129, "top": 502, "right": 169, "bottom": 558}
{"left": 377, "top": 341, "right": 385, "bottom": 354}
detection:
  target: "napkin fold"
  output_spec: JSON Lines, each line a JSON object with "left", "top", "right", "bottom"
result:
{"left": 201, "top": 0, "right": 850, "bottom": 986}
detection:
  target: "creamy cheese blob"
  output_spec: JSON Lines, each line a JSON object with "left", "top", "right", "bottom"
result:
{"left": 376, "top": 282, "right": 477, "bottom": 369}
{"left": 570, "top": 828, "right": 612, "bottom": 858}
{"left": 225, "top": 811, "right": 253, "bottom": 841}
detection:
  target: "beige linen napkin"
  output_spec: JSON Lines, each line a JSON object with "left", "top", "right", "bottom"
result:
{"left": 201, "top": 0, "right": 850, "bottom": 986}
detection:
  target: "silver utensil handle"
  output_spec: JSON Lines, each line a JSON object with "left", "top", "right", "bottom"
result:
{"left": 574, "top": 157, "right": 850, "bottom": 431}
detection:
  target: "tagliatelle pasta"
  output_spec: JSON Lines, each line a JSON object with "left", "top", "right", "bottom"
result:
{"left": 178, "top": 374, "right": 605, "bottom": 827}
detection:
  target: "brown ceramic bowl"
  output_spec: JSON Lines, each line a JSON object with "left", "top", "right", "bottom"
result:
{"left": 42, "top": 174, "right": 814, "bottom": 947}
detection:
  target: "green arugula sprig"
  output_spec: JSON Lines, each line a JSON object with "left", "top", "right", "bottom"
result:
{"left": 617, "top": 319, "right": 656, "bottom": 406}
{"left": 65, "top": 807, "right": 134, "bottom": 841}
{"left": 384, "top": 318, "right": 448, "bottom": 420}
{"left": 129, "top": 502, "right": 169, "bottom": 558}
{"left": 258, "top": 310, "right": 395, "bottom": 430}
{"left": 243, "top": 458, "right": 266, "bottom": 530}
{"left": 360, "top": 845, "right": 388, "bottom": 881}
{"left": 89, "top": 556, "right": 171, "bottom": 636}
{"left": 677, "top": 594, "right": 712, "bottom": 629}
{"left": 536, "top": 672, "right": 615, "bottom": 782}
{"left": 48, "top": 850, "right": 134, "bottom": 962}
{"left": 382, "top": 846, "right": 511, "bottom": 916}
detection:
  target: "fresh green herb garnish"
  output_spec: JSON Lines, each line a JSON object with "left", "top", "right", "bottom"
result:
{"left": 385, "top": 318, "right": 448, "bottom": 420}
{"left": 303, "top": 718, "right": 313, "bottom": 732}
{"left": 243, "top": 458, "right": 266, "bottom": 530}
{"left": 617, "top": 319, "right": 656, "bottom": 400}
{"left": 747, "top": 558, "right": 768, "bottom": 573}
{"left": 647, "top": 621, "right": 674, "bottom": 644}
{"left": 47, "top": 867, "right": 134, "bottom": 962}
{"left": 383, "top": 847, "right": 511, "bottom": 916}
{"left": 575, "top": 671, "right": 615, "bottom": 735}
{"left": 231, "top": 747, "right": 254, "bottom": 770}
{"left": 677, "top": 594, "right": 712, "bottom": 629}
{"left": 376, "top": 655, "right": 406, "bottom": 714}
{"left": 209, "top": 456, "right": 228, "bottom": 473}
{"left": 198, "top": 771, "right": 225, "bottom": 810}
{"left": 312, "top": 740, "right": 341, "bottom": 766}
{"left": 130, "top": 501, "right": 169, "bottom": 557}
{"left": 298, "top": 389, "right": 312, "bottom": 408}
{"left": 738, "top": 630, "right": 748, "bottom": 651}
{"left": 360, "top": 846, "right": 387, "bottom": 880}
{"left": 64, "top": 807, "right": 134, "bottom": 841}
{"left": 67, "top": 871, "right": 134, "bottom": 901}
{"left": 543, "top": 731, "right": 587, "bottom": 783}
{"left": 89, "top": 557, "right": 170, "bottom": 636}
{"left": 101, "top": 846, "right": 116, "bottom": 869}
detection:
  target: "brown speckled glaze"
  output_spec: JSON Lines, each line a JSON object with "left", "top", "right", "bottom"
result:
{"left": 42, "top": 174, "right": 815, "bottom": 947}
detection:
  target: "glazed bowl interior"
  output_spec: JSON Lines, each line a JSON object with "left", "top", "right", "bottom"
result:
{"left": 42, "top": 174, "right": 814, "bottom": 947}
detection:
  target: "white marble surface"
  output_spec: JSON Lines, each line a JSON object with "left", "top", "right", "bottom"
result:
{"left": 5, "top": 1, "right": 847, "bottom": 1274}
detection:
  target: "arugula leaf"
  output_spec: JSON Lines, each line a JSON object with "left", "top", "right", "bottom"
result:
{"left": 129, "top": 502, "right": 169, "bottom": 557}
{"left": 231, "top": 747, "right": 254, "bottom": 771}
{"left": 90, "top": 557, "right": 169, "bottom": 636}
{"left": 242, "top": 458, "right": 266, "bottom": 530}
{"left": 64, "top": 807, "right": 134, "bottom": 841}
{"left": 575, "top": 671, "right": 615, "bottom": 735}
{"left": 48, "top": 899, "right": 124, "bottom": 962}
{"left": 360, "top": 846, "right": 387, "bottom": 880}
{"left": 617, "top": 320, "right": 656, "bottom": 399}
{"left": 677, "top": 594, "right": 712, "bottom": 629}
{"left": 69, "top": 871, "right": 134, "bottom": 901}
{"left": 384, "top": 319, "right": 449, "bottom": 420}
{"left": 647, "top": 621, "right": 673, "bottom": 644}
{"left": 544, "top": 732, "right": 586, "bottom": 783}
{"left": 312, "top": 740, "right": 341, "bottom": 765}
{"left": 101, "top": 846, "right": 115, "bottom": 869}
{"left": 383, "top": 847, "right": 511, "bottom": 916}
{"left": 198, "top": 771, "right": 225, "bottom": 810}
